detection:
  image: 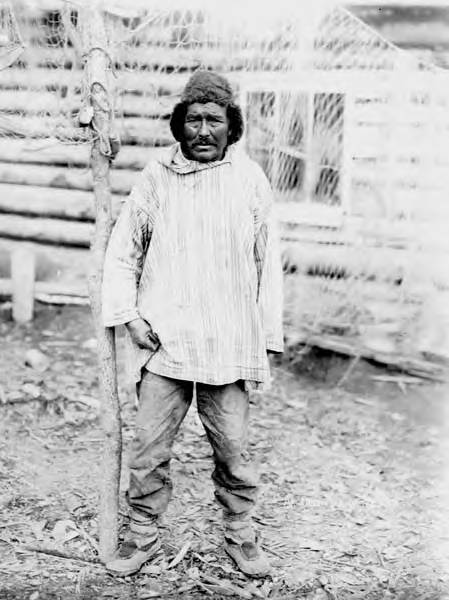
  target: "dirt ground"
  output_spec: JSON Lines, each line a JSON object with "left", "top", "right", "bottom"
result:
{"left": 1, "top": 304, "right": 449, "bottom": 600}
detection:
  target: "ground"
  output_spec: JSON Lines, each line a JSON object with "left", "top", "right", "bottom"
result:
{"left": 0, "top": 304, "right": 449, "bottom": 600}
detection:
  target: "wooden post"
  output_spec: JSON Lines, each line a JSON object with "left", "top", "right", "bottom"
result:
{"left": 81, "top": 6, "right": 122, "bottom": 563}
{"left": 11, "top": 245, "right": 35, "bottom": 323}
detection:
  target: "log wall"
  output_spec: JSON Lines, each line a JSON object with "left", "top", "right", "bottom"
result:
{"left": 0, "top": 7, "right": 448, "bottom": 372}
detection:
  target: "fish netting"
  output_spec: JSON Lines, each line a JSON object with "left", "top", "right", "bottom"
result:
{"left": 2, "top": 0, "right": 449, "bottom": 369}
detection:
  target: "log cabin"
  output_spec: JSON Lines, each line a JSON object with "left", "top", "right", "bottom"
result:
{"left": 0, "top": 0, "right": 448, "bottom": 376}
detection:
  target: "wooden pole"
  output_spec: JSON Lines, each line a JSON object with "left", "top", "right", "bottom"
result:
{"left": 81, "top": 6, "right": 122, "bottom": 563}
{"left": 11, "top": 244, "right": 35, "bottom": 323}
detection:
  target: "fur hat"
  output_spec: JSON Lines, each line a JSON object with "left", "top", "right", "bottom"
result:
{"left": 180, "top": 70, "right": 235, "bottom": 106}
{"left": 170, "top": 70, "right": 244, "bottom": 145}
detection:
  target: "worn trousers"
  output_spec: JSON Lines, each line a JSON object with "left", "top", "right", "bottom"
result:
{"left": 127, "top": 370, "right": 259, "bottom": 521}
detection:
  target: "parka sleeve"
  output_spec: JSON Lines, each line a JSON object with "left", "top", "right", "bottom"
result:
{"left": 253, "top": 165, "right": 284, "bottom": 353}
{"left": 101, "top": 165, "right": 157, "bottom": 327}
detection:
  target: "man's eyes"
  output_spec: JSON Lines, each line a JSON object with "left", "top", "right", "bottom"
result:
{"left": 186, "top": 116, "right": 223, "bottom": 124}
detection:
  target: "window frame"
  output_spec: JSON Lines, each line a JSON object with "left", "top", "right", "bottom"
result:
{"left": 239, "top": 81, "right": 351, "bottom": 228}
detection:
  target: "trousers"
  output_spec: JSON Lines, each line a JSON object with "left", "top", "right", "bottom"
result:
{"left": 127, "top": 370, "right": 259, "bottom": 521}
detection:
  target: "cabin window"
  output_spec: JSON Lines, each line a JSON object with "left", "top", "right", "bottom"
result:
{"left": 243, "top": 87, "right": 346, "bottom": 220}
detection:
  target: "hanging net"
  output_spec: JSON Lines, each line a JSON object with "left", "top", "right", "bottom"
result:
{"left": 1, "top": 0, "right": 449, "bottom": 372}
{"left": 0, "top": 1, "right": 24, "bottom": 70}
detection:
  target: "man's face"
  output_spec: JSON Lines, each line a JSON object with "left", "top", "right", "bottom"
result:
{"left": 182, "top": 102, "right": 230, "bottom": 163}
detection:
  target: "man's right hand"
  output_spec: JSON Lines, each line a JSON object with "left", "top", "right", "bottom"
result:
{"left": 125, "top": 318, "right": 160, "bottom": 351}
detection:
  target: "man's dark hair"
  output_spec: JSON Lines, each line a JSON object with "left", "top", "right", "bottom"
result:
{"left": 169, "top": 100, "right": 244, "bottom": 146}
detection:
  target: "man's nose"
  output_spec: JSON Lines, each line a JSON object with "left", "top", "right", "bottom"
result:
{"left": 199, "top": 118, "right": 210, "bottom": 137}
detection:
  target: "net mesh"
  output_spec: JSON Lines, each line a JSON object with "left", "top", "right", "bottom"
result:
{"left": 0, "top": 1, "right": 24, "bottom": 70}
{"left": 1, "top": 2, "right": 86, "bottom": 141}
{"left": 2, "top": 0, "right": 449, "bottom": 368}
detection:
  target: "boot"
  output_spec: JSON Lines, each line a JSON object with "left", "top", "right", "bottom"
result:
{"left": 106, "top": 512, "right": 163, "bottom": 577}
{"left": 223, "top": 517, "right": 271, "bottom": 578}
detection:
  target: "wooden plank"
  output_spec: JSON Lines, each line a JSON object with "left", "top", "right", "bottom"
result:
{"left": 351, "top": 110, "right": 447, "bottom": 131}
{"left": 0, "top": 114, "right": 91, "bottom": 142}
{"left": 280, "top": 223, "right": 349, "bottom": 246}
{"left": 351, "top": 162, "right": 449, "bottom": 187}
{"left": 118, "top": 115, "right": 174, "bottom": 146}
{"left": 281, "top": 239, "right": 449, "bottom": 286}
{"left": 4, "top": 66, "right": 398, "bottom": 97}
{"left": 18, "top": 45, "right": 80, "bottom": 69}
{"left": 283, "top": 271, "right": 415, "bottom": 304}
{"left": 349, "top": 216, "right": 449, "bottom": 249}
{"left": 21, "top": 45, "right": 292, "bottom": 71}
{"left": 1, "top": 67, "right": 261, "bottom": 97}
{"left": 119, "top": 71, "right": 191, "bottom": 96}
{"left": 0, "top": 89, "right": 77, "bottom": 114}
{"left": 282, "top": 224, "right": 423, "bottom": 251}
{"left": 352, "top": 102, "right": 391, "bottom": 124}
{"left": 0, "top": 138, "right": 91, "bottom": 166}
{"left": 0, "top": 138, "right": 163, "bottom": 169}
{"left": 241, "top": 70, "right": 446, "bottom": 96}
{"left": 296, "top": 333, "right": 447, "bottom": 381}
{"left": 281, "top": 240, "right": 396, "bottom": 280}
{"left": 0, "top": 214, "right": 93, "bottom": 247}
{"left": 275, "top": 201, "right": 344, "bottom": 227}
{"left": 0, "top": 88, "right": 177, "bottom": 118}
{"left": 0, "top": 114, "right": 173, "bottom": 145}
{"left": 0, "top": 183, "right": 123, "bottom": 221}
{"left": 22, "top": 24, "right": 174, "bottom": 49}
{"left": 0, "top": 163, "right": 93, "bottom": 192}
{"left": 115, "top": 94, "right": 176, "bottom": 118}
{"left": 0, "top": 162, "right": 136, "bottom": 195}
{"left": 117, "top": 70, "right": 275, "bottom": 97}
{"left": 1, "top": 66, "right": 106, "bottom": 91}
{"left": 350, "top": 124, "right": 388, "bottom": 149}
{"left": 1, "top": 68, "right": 193, "bottom": 96}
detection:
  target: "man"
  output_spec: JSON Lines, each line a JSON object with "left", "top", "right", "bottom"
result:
{"left": 102, "top": 71, "right": 283, "bottom": 578}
